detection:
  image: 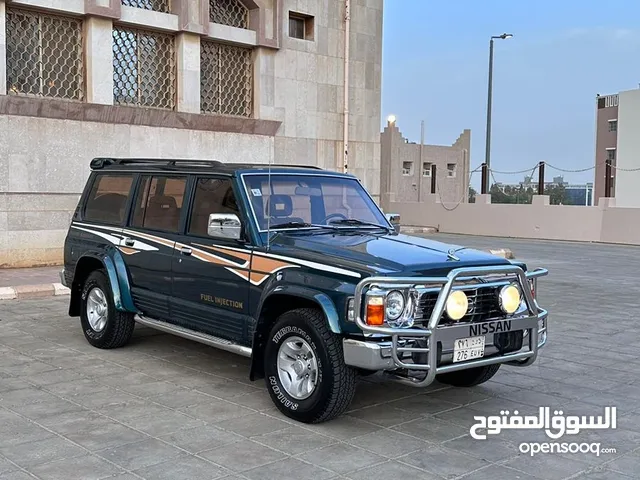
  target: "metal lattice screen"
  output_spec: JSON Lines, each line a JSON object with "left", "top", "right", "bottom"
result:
{"left": 121, "top": 0, "right": 171, "bottom": 13}
{"left": 201, "top": 41, "right": 253, "bottom": 117}
{"left": 5, "top": 8, "right": 84, "bottom": 101}
{"left": 210, "top": 0, "right": 249, "bottom": 29}
{"left": 113, "top": 26, "right": 176, "bottom": 109}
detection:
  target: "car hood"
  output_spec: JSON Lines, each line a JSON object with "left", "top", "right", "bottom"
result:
{"left": 268, "top": 231, "right": 512, "bottom": 278}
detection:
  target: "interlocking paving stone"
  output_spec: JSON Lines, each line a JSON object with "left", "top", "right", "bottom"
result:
{"left": 28, "top": 454, "right": 125, "bottom": 480}
{"left": 2, "top": 235, "right": 640, "bottom": 479}
{"left": 198, "top": 439, "right": 287, "bottom": 472}
{"left": 0, "top": 435, "right": 86, "bottom": 468}
{"left": 131, "top": 454, "right": 231, "bottom": 480}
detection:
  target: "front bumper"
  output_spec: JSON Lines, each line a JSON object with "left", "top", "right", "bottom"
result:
{"left": 342, "top": 264, "right": 549, "bottom": 387}
{"left": 59, "top": 268, "right": 68, "bottom": 287}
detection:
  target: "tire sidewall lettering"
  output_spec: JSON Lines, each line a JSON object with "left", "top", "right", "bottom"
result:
{"left": 267, "top": 324, "right": 325, "bottom": 412}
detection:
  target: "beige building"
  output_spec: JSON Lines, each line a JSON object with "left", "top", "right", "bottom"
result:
{"left": 0, "top": 0, "right": 383, "bottom": 267}
{"left": 380, "top": 117, "right": 471, "bottom": 208}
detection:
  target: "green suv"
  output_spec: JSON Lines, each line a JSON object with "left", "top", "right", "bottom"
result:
{"left": 61, "top": 158, "right": 549, "bottom": 423}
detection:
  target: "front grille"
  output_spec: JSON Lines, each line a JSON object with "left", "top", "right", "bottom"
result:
{"left": 417, "top": 284, "right": 505, "bottom": 325}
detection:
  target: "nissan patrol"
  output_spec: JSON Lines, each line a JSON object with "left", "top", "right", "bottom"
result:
{"left": 61, "top": 158, "right": 549, "bottom": 423}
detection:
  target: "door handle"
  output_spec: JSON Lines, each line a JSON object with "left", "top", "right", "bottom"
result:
{"left": 180, "top": 247, "right": 192, "bottom": 256}
{"left": 124, "top": 237, "right": 135, "bottom": 247}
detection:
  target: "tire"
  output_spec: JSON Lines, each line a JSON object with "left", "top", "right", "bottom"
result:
{"left": 263, "top": 308, "right": 357, "bottom": 423}
{"left": 80, "top": 269, "right": 135, "bottom": 349}
{"left": 436, "top": 364, "right": 501, "bottom": 387}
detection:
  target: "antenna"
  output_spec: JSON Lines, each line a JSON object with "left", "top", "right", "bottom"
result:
{"left": 266, "top": 150, "right": 272, "bottom": 251}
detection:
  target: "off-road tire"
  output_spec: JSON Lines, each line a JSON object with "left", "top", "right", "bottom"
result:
{"left": 264, "top": 308, "right": 357, "bottom": 423}
{"left": 80, "top": 269, "right": 135, "bottom": 349}
{"left": 436, "top": 364, "right": 501, "bottom": 387}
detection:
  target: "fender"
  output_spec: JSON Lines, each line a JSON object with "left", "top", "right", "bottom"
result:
{"left": 257, "top": 284, "right": 342, "bottom": 334}
{"left": 105, "top": 249, "right": 137, "bottom": 313}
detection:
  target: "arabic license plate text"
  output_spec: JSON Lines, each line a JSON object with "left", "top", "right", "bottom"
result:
{"left": 453, "top": 335, "right": 485, "bottom": 363}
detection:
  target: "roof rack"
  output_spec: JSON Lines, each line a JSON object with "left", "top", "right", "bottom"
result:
{"left": 90, "top": 158, "right": 224, "bottom": 169}
{"left": 89, "top": 157, "right": 326, "bottom": 171}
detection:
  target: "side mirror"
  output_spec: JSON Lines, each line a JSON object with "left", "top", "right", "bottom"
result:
{"left": 385, "top": 213, "right": 401, "bottom": 233}
{"left": 208, "top": 213, "right": 242, "bottom": 240}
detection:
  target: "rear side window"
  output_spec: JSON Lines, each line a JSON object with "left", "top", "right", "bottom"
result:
{"left": 131, "top": 175, "right": 187, "bottom": 233}
{"left": 83, "top": 174, "right": 134, "bottom": 225}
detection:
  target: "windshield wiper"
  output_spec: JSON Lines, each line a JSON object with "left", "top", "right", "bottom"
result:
{"left": 270, "top": 221, "right": 336, "bottom": 230}
{"left": 328, "top": 218, "right": 392, "bottom": 232}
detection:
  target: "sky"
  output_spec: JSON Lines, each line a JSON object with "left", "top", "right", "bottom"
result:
{"left": 380, "top": 0, "right": 640, "bottom": 189}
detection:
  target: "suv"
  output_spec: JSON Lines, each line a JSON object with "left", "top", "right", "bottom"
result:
{"left": 61, "top": 158, "right": 549, "bottom": 423}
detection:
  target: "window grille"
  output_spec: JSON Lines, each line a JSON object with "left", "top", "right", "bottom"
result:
{"left": 210, "top": 0, "right": 249, "bottom": 29}
{"left": 121, "top": 0, "right": 171, "bottom": 13}
{"left": 113, "top": 26, "right": 176, "bottom": 109}
{"left": 5, "top": 8, "right": 84, "bottom": 101}
{"left": 201, "top": 41, "right": 253, "bottom": 117}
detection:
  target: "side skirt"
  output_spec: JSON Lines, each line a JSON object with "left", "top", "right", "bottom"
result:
{"left": 134, "top": 314, "right": 252, "bottom": 358}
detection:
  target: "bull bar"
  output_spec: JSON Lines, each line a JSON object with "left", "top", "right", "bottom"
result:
{"left": 344, "top": 264, "right": 549, "bottom": 387}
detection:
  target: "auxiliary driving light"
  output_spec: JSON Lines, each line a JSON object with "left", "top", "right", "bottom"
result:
{"left": 446, "top": 290, "right": 469, "bottom": 320}
{"left": 499, "top": 284, "right": 521, "bottom": 314}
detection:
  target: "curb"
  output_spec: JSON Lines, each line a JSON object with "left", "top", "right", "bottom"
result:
{"left": 401, "top": 225, "right": 438, "bottom": 234}
{"left": 0, "top": 283, "right": 70, "bottom": 301}
{"left": 488, "top": 248, "right": 515, "bottom": 259}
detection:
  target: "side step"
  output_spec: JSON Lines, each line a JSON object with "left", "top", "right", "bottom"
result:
{"left": 134, "top": 314, "right": 252, "bottom": 358}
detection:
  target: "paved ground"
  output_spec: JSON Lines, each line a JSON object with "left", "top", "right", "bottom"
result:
{"left": 1, "top": 234, "right": 640, "bottom": 480}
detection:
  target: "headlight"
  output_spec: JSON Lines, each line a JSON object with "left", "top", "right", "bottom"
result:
{"left": 385, "top": 290, "right": 405, "bottom": 320}
{"left": 499, "top": 284, "right": 521, "bottom": 314}
{"left": 446, "top": 290, "right": 468, "bottom": 320}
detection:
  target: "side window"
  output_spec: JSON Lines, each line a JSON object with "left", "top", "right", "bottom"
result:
{"left": 131, "top": 175, "right": 187, "bottom": 233}
{"left": 83, "top": 174, "right": 134, "bottom": 225}
{"left": 188, "top": 177, "right": 239, "bottom": 237}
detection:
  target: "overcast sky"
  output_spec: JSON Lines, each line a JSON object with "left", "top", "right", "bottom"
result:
{"left": 380, "top": 0, "right": 640, "bottom": 188}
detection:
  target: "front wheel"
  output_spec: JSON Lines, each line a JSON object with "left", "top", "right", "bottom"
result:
{"left": 436, "top": 363, "right": 501, "bottom": 387}
{"left": 80, "top": 269, "right": 135, "bottom": 349}
{"left": 263, "top": 308, "right": 357, "bottom": 423}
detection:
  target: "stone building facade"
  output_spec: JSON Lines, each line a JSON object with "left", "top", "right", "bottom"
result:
{"left": 0, "top": 0, "right": 383, "bottom": 267}
{"left": 380, "top": 118, "right": 471, "bottom": 208}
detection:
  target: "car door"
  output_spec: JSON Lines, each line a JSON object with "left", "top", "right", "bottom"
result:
{"left": 120, "top": 174, "right": 189, "bottom": 321}
{"left": 170, "top": 176, "right": 252, "bottom": 345}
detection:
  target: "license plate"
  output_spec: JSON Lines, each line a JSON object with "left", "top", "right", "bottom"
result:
{"left": 453, "top": 335, "right": 485, "bottom": 363}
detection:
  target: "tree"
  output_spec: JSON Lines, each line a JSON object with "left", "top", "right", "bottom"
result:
{"left": 468, "top": 186, "right": 477, "bottom": 203}
{"left": 547, "top": 183, "right": 568, "bottom": 205}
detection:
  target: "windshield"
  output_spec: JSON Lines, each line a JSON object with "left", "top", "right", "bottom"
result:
{"left": 242, "top": 174, "right": 389, "bottom": 231}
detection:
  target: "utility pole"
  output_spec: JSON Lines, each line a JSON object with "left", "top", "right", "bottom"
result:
{"left": 484, "top": 33, "right": 513, "bottom": 193}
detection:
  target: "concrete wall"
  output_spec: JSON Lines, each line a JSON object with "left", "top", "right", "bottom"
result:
{"left": 380, "top": 119, "right": 470, "bottom": 207}
{"left": 615, "top": 88, "right": 640, "bottom": 208}
{"left": 388, "top": 195, "right": 640, "bottom": 245}
{"left": 0, "top": 0, "right": 384, "bottom": 267}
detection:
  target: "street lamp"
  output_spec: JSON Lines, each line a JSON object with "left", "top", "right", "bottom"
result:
{"left": 484, "top": 33, "right": 513, "bottom": 193}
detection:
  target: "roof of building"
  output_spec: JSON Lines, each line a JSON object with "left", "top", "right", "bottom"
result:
{"left": 89, "top": 157, "right": 334, "bottom": 176}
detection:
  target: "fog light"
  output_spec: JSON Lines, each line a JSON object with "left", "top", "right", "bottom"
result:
{"left": 446, "top": 290, "right": 468, "bottom": 321}
{"left": 499, "top": 284, "right": 521, "bottom": 314}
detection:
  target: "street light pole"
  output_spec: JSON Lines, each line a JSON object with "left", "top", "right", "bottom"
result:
{"left": 484, "top": 33, "right": 513, "bottom": 194}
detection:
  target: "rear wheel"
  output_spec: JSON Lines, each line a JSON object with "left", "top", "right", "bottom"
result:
{"left": 263, "top": 308, "right": 357, "bottom": 423}
{"left": 436, "top": 364, "right": 501, "bottom": 387}
{"left": 80, "top": 270, "right": 135, "bottom": 349}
